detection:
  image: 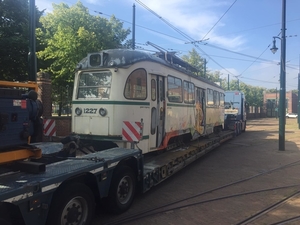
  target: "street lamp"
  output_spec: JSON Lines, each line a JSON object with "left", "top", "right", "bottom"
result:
{"left": 270, "top": 0, "right": 286, "bottom": 151}
{"left": 270, "top": 37, "right": 279, "bottom": 54}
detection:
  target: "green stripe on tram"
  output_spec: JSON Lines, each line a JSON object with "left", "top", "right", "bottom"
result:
{"left": 73, "top": 101, "right": 150, "bottom": 106}
{"left": 167, "top": 103, "right": 195, "bottom": 108}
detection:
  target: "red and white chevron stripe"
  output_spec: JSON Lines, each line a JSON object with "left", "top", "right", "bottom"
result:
{"left": 122, "top": 121, "right": 142, "bottom": 142}
{"left": 43, "top": 119, "right": 56, "bottom": 136}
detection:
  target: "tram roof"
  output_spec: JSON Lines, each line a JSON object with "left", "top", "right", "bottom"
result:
{"left": 77, "top": 49, "right": 223, "bottom": 89}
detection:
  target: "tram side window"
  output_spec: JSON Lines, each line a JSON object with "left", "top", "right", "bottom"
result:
{"left": 214, "top": 91, "right": 220, "bottom": 106}
{"left": 167, "top": 75, "right": 182, "bottom": 102}
{"left": 77, "top": 71, "right": 112, "bottom": 99}
{"left": 124, "top": 69, "right": 147, "bottom": 100}
{"left": 207, "top": 89, "right": 214, "bottom": 105}
{"left": 220, "top": 93, "right": 224, "bottom": 106}
{"left": 183, "top": 81, "right": 195, "bottom": 104}
{"left": 151, "top": 79, "right": 156, "bottom": 101}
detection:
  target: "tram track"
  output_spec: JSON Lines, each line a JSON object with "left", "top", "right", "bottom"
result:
{"left": 236, "top": 190, "right": 300, "bottom": 225}
{"left": 104, "top": 185, "right": 300, "bottom": 225}
{"left": 103, "top": 159, "right": 300, "bottom": 225}
{"left": 270, "top": 215, "right": 300, "bottom": 225}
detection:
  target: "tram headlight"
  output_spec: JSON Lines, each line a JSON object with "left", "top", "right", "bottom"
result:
{"left": 99, "top": 108, "right": 107, "bottom": 116}
{"left": 75, "top": 107, "right": 82, "bottom": 116}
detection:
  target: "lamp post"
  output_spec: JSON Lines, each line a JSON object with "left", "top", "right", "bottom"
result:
{"left": 298, "top": 55, "right": 300, "bottom": 129}
{"left": 270, "top": 0, "right": 286, "bottom": 151}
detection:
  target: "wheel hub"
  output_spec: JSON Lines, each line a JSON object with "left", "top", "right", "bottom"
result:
{"left": 66, "top": 204, "right": 82, "bottom": 224}
{"left": 119, "top": 181, "right": 129, "bottom": 198}
{"left": 61, "top": 198, "right": 87, "bottom": 225}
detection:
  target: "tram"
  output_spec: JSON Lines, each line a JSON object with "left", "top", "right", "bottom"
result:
{"left": 72, "top": 49, "right": 224, "bottom": 154}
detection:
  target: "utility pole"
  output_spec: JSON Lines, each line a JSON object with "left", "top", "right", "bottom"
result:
{"left": 278, "top": 0, "right": 286, "bottom": 150}
{"left": 276, "top": 87, "right": 278, "bottom": 119}
{"left": 29, "top": 0, "right": 36, "bottom": 81}
{"left": 227, "top": 74, "right": 230, "bottom": 90}
{"left": 203, "top": 58, "right": 206, "bottom": 78}
{"left": 132, "top": 4, "right": 136, "bottom": 50}
{"left": 298, "top": 54, "right": 300, "bottom": 129}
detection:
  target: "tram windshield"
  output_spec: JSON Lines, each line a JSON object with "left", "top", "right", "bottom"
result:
{"left": 77, "top": 71, "right": 112, "bottom": 99}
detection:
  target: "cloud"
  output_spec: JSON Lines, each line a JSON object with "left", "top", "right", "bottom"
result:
{"left": 36, "top": 0, "right": 54, "bottom": 13}
{"left": 136, "top": 0, "right": 245, "bottom": 49}
{"left": 86, "top": 0, "right": 107, "bottom": 5}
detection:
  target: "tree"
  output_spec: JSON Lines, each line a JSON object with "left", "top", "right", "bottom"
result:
{"left": 0, "top": 0, "right": 43, "bottom": 81}
{"left": 238, "top": 82, "right": 265, "bottom": 107}
{"left": 36, "top": 1, "right": 130, "bottom": 115}
{"left": 36, "top": 1, "right": 130, "bottom": 87}
{"left": 182, "top": 48, "right": 205, "bottom": 77}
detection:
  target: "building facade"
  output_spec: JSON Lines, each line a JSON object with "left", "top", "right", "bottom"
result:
{"left": 263, "top": 91, "right": 298, "bottom": 117}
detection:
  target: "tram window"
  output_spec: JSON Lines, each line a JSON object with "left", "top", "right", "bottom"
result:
{"left": 167, "top": 75, "right": 182, "bottom": 102}
{"left": 220, "top": 93, "right": 224, "bottom": 106}
{"left": 77, "top": 71, "right": 112, "bottom": 99}
{"left": 151, "top": 107, "right": 156, "bottom": 135}
{"left": 124, "top": 69, "right": 147, "bottom": 100}
{"left": 183, "top": 81, "right": 195, "bottom": 104}
{"left": 207, "top": 89, "right": 214, "bottom": 105}
{"left": 151, "top": 79, "right": 156, "bottom": 101}
{"left": 213, "top": 91, "right": 218, "bottom": 105}
{"left": 214, "top": 91, "right": 220, "bottom": 106}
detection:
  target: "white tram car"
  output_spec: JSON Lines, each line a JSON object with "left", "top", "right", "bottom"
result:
{"left": 72, "top": 49, "right": 224, "bottom": 154}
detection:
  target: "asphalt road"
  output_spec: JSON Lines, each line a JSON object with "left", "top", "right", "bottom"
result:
{"left": 93, "top": 118, "right": 300, "bottom": 225}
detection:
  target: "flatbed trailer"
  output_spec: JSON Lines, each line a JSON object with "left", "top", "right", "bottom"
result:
{"left": 0, "top": 130, "right": 234, "bottom": 225}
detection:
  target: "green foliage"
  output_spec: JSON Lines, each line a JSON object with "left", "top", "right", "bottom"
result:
{"left": 36, "top": 1, "right": 131, "bottom": 115}
{"left": 181, "top": 48, "right": 266, "bottom": 107}
{"left": 206, "top": 70, "right": 225, "bottom": 85}
{"left": 181, "top": 48, "right": 205, "bottom": 77}
{"left": 0, "top": 0, "right": 42, "bottom": 81}
{"left": 266, "top": 88, "right": 278, "bottom": 93}
{"left": 234, "top": 81, "right": 265, "bottom": 107}
{"left": 36, "top": 1, "right": 130, "bottom": 86}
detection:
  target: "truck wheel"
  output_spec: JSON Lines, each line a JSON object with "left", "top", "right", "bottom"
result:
{"left": 0, "top": 218, "right": 11, "bottom": 225}
{"left": 46, "top": 183, "right": 95, "bottom": 225}
{"left": 107, "top": 166, "right": 136, "bottom": 214}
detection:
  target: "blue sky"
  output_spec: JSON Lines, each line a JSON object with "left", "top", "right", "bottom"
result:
{"left": 35, "top": 0, "right": 300, "bottom": 91}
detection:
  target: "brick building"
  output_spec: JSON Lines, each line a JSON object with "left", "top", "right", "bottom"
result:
{"left": 263, "top": 90, "right": 298, "bottom": 117}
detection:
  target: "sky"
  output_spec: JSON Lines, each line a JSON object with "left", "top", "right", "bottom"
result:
{"left": 35, "top": 0, "right": 300, "bottom": 91}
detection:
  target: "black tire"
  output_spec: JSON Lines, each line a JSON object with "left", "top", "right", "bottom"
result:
{"left": 0, "top": 218, "right": 11, "bottom": 225}
{"left": 46, "top": 183, "right": 95, "bottom": 225}
{"left": 107, "top": 166, "right": 136, "bottom": 214}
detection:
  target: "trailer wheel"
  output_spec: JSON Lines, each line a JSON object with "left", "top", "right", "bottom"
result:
{"left": 107, "top": 166, "right": 136, "bottom": 214}
{"left": 46, "top": 183, "right": 95, "bottom": 225}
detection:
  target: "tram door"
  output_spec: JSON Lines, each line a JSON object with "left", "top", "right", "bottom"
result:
{"left": 195, "top": 87, "right": 206, "bottom": 135}
{"left": 150, "top": 75, "right": 165, "bottom": 150}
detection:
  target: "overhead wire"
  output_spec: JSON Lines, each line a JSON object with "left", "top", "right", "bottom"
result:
{"left": 94, "top": 10, "right": 188, "bottom": 43}
{"left": 239, "top": 44, "right": 271, "bottom": 77}
{"left": 135, "top": 0, "right": 238, "bottom": 76}
{"left": 95, "top": 9, "right": 298, "bottom": 72}
{"left": 201, "top": 0, "right": 238, "bottom": 41}
{"left": 135, "top": 0, "right": 299, "bottom": 87}
{"left": 39, "top": 0, "right": 299, "bottom": 88}
{"left": 55, "top": 0, "right": 294, "bottom": 76}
